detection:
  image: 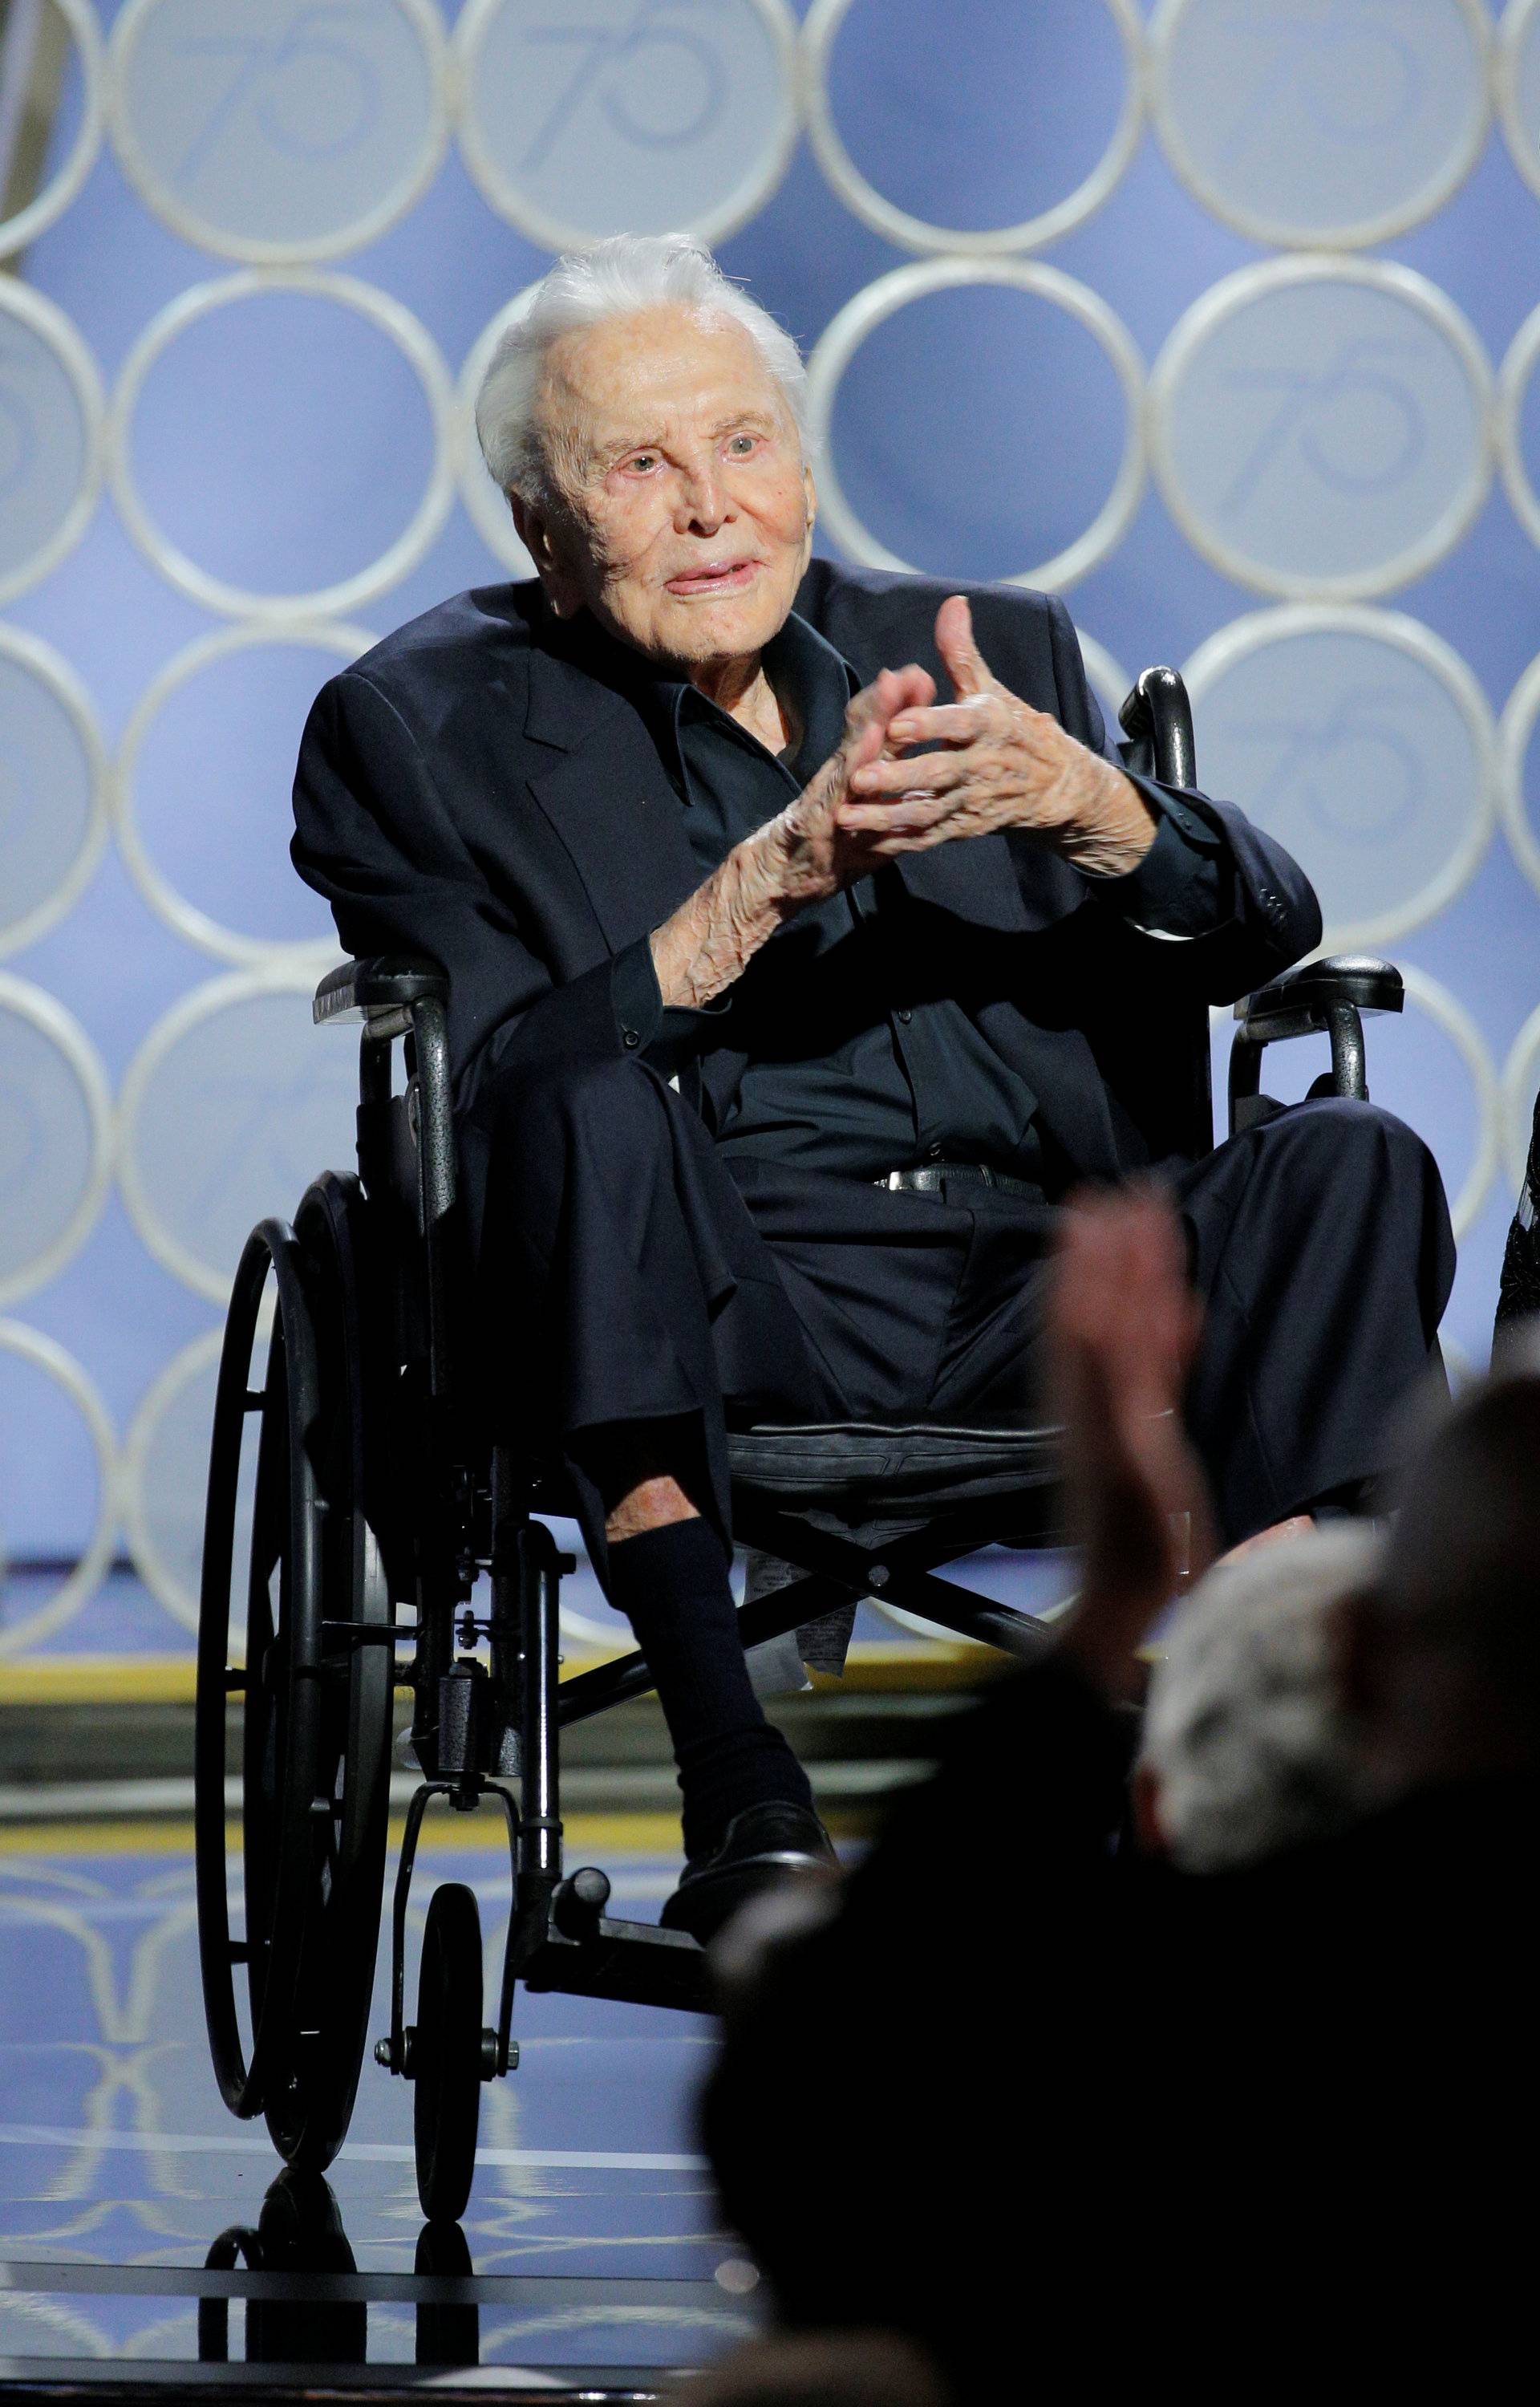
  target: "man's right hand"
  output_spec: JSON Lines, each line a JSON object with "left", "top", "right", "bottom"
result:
{"left": 649, "top": 664, "right": 934, "bottom": 1011}
{"left": 752, "top": 663, "right": 939, "bottom": 910}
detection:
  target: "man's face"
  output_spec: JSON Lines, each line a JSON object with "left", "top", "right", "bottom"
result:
{"left": 513, "top": 303, "right": 816, "bottom": 671}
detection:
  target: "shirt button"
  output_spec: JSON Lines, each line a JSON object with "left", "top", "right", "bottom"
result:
{"left": 926, "top": 1143, "right": 943, "bottom": 1160}
{"left": 896, "top": 1009, "right": 913, "bottom": 1025}
{"left": 622, "top": 1029, "right": 640, "bottom": 1049}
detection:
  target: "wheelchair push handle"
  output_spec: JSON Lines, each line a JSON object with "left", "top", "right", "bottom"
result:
{"left": 313, "top": 952, "right": 459, "bottom": 1400}
{"left": 1118, "top": 665, "right": 1196, "bottom": 793}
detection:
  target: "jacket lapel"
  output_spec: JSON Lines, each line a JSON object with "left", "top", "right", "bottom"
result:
{"left": 521, "top": 640, "right": 701, "bottom": 952}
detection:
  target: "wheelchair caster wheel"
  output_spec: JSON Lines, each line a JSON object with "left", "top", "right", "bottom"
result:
{"left": 415, "top": 2216, "right": 479, "bottom": 2368}
{"left": 414, "top": 1884, "right": 484, "bottom": 2222}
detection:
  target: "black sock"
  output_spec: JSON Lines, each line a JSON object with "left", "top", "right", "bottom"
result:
{"left": 604, "top": 1517, "right": 813, "bottom": 1859}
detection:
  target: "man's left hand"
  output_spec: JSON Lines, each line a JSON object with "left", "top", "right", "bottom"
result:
{"left": 840, "top": 593, "right": 1158, "bottom": 879}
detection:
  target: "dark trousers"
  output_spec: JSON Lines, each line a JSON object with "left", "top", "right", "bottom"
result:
{"left": 472, "top": 1050, "right": 1455, "bottom": 1571}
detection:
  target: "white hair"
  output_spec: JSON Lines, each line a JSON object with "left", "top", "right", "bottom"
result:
{"left": 1140, "top": 1524, "right": 1384, "bottom": 1875}
{"left": 474, "top": 233, "right": 808, "bottom": 505}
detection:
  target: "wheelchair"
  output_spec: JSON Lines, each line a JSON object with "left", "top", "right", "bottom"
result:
{"left": 194, "top": 666, "right": 1405, "bottom": 2220}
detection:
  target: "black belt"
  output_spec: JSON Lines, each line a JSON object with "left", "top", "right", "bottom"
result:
{"left": 875, "top": 1161, "right": 1041, "bottom": 1200}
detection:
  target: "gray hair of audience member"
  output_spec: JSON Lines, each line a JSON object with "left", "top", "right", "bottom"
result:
{"left": 1139, "top": 1524, "right": 1384, "bottom": 1873}
{"left": 475, "top": 233, "right": 808, "bottom": 505}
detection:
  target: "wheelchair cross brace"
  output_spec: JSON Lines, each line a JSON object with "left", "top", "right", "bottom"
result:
{"left": 555, "top": 1492, "right": 1057, "bottom": 1729}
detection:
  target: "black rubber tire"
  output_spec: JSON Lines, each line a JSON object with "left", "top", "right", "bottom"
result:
{"left": 414, "top": 1883, "right": 484, "bottom": 2223}
{"left": 250, "top": 2169, "right": 366, "bottom": 2365}
{"left": 415, "top": 2216, "right": 479, "bottom": 2367}
{"left": 195, "top": 1175, "right": 393, "bottom": 2171}
{"left": 199, "top": 2169, "right": 362, "bottom": 2364}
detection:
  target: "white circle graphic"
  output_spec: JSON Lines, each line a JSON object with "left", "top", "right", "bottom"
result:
{"left": 0, "top": 0, "right": 106, "bottom": 262}
{"left": 116, "top": 620, "right": 375, "bottom": 964}
{"left": 1182, "top": 607, "right": 1494, "bottom": 948}
{"left": 118, "top": 969, "right": 357, "bottom": 1305}
{"left": 0, "top": 627, "right": 108, "bottom": 961}
{"left": 107, "top": 0, "right": 450, "bottom": 263}
{"left": 1497, "top": 0, "right": 1540, "bottom": 205}
{"left": 1494, "top": 300, "right": 1540, "bottom": 557}
{"left": 121, "top": 1330, "right": 231, "bottom": 1634}
{"left": 1502, "top": 1001, "right": 1540, "bottom": 1198}
{"left": 1495, "top": 647, "right": 1540, "bottom": 901}
{"left": 456, "top": 0, "right": 798, "bottom": 250}
{"left": 1150, "top": 258, "right": 1491, "bottom": 601}
{"left": 1151, "top": 0, "right": 1490, "bottom": 250}
{"left": 0, "top": 281, "right": 105, "bottom": 607}
{"left": 807, "top": 260, "right": 1145, "bottom": 593}
{"left": 1397, "top": 968, "right": 1500, "bottom": 1241}
{"left": 803, "top": 0, "right": 1143, "bottom": 257}
{"left": 0, "top": 1321, "right": 116, "bottom": 1655}
{"left": 107, "top": 271, "right": 456, "bottom": 620}
{"left": 0, "top": 973, "right": 113, "bottom": 1308}
{"left": 459, "top": 291, "right": 538, "bottom": 579}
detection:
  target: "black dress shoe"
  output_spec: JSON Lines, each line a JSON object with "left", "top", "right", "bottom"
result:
{"left": 660, "top": 1803, "right": 837, "bottom": 1944}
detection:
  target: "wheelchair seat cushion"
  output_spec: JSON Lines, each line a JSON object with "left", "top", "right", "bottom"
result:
{"left": 726, "top": 1417, "right": 1060, "bottom": 1509}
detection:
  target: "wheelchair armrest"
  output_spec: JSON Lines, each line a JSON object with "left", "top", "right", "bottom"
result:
{"left": 1229, "top": 954, "right": 1401, "bottom": 1127}
{"left": 1238, "top": 953, "right": 1403, "bottom": 1037}
{"left": 313, "top": 955, "right": 448, "bottom": 1026}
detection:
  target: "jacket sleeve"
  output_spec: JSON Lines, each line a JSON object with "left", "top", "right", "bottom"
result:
{"left": 291, "top": 668, "right": 634, "bottom": 1105}
{"left": 1045, "top": 597, "right": 1323, "bottom": 1001}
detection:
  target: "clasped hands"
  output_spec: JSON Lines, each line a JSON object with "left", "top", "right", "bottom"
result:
{"left": 651, "top": 595, "right": 1158, "bottom": 1011}
{"left": 761, "top": 592, "right": 1157, "bottom": 912}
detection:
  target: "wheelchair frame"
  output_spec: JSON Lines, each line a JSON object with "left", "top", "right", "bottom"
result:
{"left": 194, "top": 666, "right": 1404, "bottom": 2219}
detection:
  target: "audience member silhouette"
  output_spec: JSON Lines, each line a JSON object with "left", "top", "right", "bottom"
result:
{"left": 701, "top": 1195, "right": 1539, "bottom": 2391}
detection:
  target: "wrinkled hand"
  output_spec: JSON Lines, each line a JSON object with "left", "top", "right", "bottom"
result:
{"left": 1049, "top": 1188, "right": 1217, "bottom": 1702}
{"left": 652, "top": 664, "right": 938, "bottom": 1009}
{"left": 838, "top": 595, "right": 1157, "bottom": 879}
{"left": 750, "top": 661, "right": 938, "bottom": 910}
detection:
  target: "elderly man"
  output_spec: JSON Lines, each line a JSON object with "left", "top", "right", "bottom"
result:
{"left": 293, "top": 234, "right": 1453, "bottom": 1937}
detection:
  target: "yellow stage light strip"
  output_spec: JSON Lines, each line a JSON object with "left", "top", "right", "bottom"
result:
{"left": 0, "top": 1642, "right": 996, "bottom": 1710}
{"left": 0, "top": 1808, "right": 874, "bottom": 1860}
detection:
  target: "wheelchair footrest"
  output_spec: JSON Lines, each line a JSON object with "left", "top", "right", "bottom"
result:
{"left": 520, "top": 1913, "right": 710, "bottom": 2015}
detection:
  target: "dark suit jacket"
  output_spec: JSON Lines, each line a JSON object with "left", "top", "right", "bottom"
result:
{"left": 291, "top": 562, "right": 1321, "bottom": 1232}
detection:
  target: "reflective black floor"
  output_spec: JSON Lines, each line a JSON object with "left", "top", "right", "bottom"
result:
{"left": 0, "top": 1825, "right": 760, "bottom": 2393}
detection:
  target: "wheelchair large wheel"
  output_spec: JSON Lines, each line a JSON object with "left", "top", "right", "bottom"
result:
{"left": 412, "top": 1883, "right": 485, "bottom": 2222}
{"left": 195, "top": 1173, "right": 394, "bottom": 2170}
{"left": 200, "top": 2169, "right": 366, "bottom": 2367}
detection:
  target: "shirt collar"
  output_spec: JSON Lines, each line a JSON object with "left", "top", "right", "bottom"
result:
{"left": 582, "top": 606, "right": 859, "bottom": 793}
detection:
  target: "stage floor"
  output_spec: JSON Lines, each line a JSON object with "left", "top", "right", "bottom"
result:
{"left": 0, "top": 1820, "right": 758, "bottom": 2395}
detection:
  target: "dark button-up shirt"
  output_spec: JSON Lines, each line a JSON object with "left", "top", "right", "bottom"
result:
{"left": 611, "top": 609, "right": 1224, "bottom": 1187}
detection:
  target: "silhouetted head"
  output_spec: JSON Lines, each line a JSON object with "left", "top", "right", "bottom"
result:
{"left": 1344, "top": 1334, "right": 1540, "bottom": 1795}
